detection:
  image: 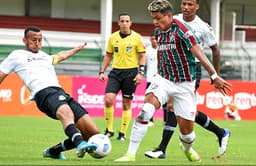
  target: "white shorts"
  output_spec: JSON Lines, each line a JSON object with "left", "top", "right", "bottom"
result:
{"left": 145, "top": 74, "right": 196, "bottom": 121}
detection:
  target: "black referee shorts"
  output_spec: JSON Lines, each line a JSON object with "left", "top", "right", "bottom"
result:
{"left": 34, "top": 87, "right": 88, "bottom": 123}
{"left": 105, "top": 68, "right": 138, "bottom": 99}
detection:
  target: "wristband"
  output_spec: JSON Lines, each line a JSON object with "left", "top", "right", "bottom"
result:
{"left": 99, "top": 71, "right": 104, "bottom": 75}
{"left": 210, "top": 73, "right": 218, "bottom": 80}
{"left": 138, "top": 65, "right": 145, "bottom": 76}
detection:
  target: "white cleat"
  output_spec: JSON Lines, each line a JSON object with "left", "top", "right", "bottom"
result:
{"left": 144, "top": 149, "right": 166, "bottom": 159}
{"left": 218, "top": 129, "right": 231, "bottom": 156}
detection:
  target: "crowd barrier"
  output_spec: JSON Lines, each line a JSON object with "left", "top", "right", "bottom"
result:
{"left": 1, "top": 74, "right": 255, "bottom": 120}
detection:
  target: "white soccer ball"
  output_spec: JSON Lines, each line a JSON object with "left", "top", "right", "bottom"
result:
{"left": 88, "top": 134, "right": 112, "bottom": 159}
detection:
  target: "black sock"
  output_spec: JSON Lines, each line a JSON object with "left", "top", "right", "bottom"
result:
{"left": 49, "top": 139, "right": 76, "bottom": 156}
{"left": 65, "top": 123, "right": 83, "bottom": 147}
{"left": 158, "top": 111, "right": 177, "bottom": 153}
{"left": 162, "top": 103, "right": 168, "bottom": 122}
{"left": 195, "top": 111, "right": 225, "bottom": 144}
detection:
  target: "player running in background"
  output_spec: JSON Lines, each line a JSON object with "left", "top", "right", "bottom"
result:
{"left": 115, "top": 0, "right": 232, "bottom": 162}
{"left": 145, "top": 0, "right": 231, "bottom": 159}
{"left": 0, "top": 26, "right": 100, "bottom": 160}
{"left": 99, "top": 12, "right": 146, "bottom": 141}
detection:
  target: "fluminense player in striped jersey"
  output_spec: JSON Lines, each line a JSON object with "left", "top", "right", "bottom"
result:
{"left": 145, "top": 0, "right": 231, "bottom": 159}
{"left": 115, "top": 0, "right": 232, "bottom": 162}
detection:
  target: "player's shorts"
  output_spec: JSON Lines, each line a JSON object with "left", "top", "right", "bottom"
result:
{"left": 34, "top": 86, "right": 88, "bottom": 123}
{"left": 195, "top": 62, "right": 202, "bottom": 90}
{"left": 145, "top": 74, "right": 196, "bottom": 121}
{"left": 105, "top": 68, "right": 138, "bottom": 99}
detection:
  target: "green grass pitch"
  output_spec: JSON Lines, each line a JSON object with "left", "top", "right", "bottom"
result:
{"left": 0, "top": 116, "right": 255, "bottom": 165}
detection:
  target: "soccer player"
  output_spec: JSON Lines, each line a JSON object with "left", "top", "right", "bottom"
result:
{"left": 0, "top": 26, "right": 100, "bottom": 159}
{"left": 146, "top": 34, "right": 158, "bottom": 127}
{"left": 99, "top": 12, "right": 146, "bottom": 141}
{"left": 145, "top": 0, "right": 231, "bottom": 159}
{"left": 115, "top": 0, "right": 232, "bottom": 162}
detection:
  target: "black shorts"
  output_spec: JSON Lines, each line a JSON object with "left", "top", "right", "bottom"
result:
{"left": 105, "top": 68, "right": 138, "bottom": 99}
{"left": 195, "top": 62, "right": 202, "bottom": 90}
{"left": 34, "top": 87, "right": 88, "bottom": 123}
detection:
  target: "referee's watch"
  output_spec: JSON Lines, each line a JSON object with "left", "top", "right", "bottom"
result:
{"left": 138, "top": 65, "right": 145, "bottom": 76}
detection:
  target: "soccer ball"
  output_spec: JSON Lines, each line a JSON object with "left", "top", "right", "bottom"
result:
{"left": 88, "top": 134, "right": 111, "bottom": 159}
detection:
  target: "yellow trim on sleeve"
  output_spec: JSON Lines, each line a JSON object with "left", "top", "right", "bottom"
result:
{"left": 52, "top": 54, "right": 59, "bottom": 65}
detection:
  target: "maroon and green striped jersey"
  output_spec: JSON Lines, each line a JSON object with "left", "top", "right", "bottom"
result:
{"left": 154, "top": 19, "right": 200, "bottom": 83}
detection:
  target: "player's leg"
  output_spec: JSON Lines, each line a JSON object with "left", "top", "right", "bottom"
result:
{"left": 195, "top": 111, "right": 231, "bottom": 156}
{"left": 174, "top": 84, "right": 201, "bottom": 162}
{"left": 147, "top": 82, "right": 154, "bottom": 127}
{"left": 144, "top": 101, "right": 177, "bottom": 159}
{"left": 117, "top": 69, "right": 137, "bottom": 141}
{"left": 178, "top": 117, "right": 201, "bottom": 162}
{"left": 117, "top": 97, "right": 132, "bottom": 141}
{"left": 194, "top": 62, "right": 231, "bottom": 156}
{"left": 115, "top": 93, "right": 160, "bottom": 161}
{"left": 115, "top": 74, "right": 168, "bottom": 162}
{"left": 104, "top": 93, "right": 116, "bottom": 137}
{"left": 43, "top": 139, "right": 73, "bottom": 160}
{"left": 44, "top": 113, "right": 100, "bottom": 159}
{"left": 104, "top": 70, "right": 120, "bottom": 137}
{"left": 145, "top": 112, "right": 177, "bottom": 158}
{"left": 56, "top": 104, "right": 97, "bottom": 158}
{"left": 34, "top": 88, "right": 87, "bottom": 159}
{"left": 38, "top": 89, "right": 98, "bottom": 159}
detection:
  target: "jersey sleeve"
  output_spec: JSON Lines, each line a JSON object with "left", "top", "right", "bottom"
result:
{"left": 106, "top": 35, "right": 113, "bottom": 54}
{"left": 179, "top": 26, "right": 199, "bottom": 50}
{"left": 137, "top": 35, "right": 146, "bottom": 53}
{"left": 0, "top": 51, "right": 18, "bottom": 74}
{"left": 52, "top": 54, "right": 59, "bottom": 65}
{"left": 201, "top": 23, "right": 217, "bottom": 47}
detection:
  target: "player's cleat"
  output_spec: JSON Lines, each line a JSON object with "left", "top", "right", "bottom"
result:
{"left": 180, "top": 144, "right": 201, "bottom": 162}
{"left": 104, "top": 128, "right": 114, "bottom": 138}
{"left": 116, "top": 132, "right": 126, "bottom": 141}
{"left": 144, "top": 148, "right": 166, "bottom": 159}
{"left": 43, "top": 148, "right": 66, "bottom": 160}
{"left": 114, "top": 153, "right": 135, "bottom": 162}
{"left": 76, "top": 141, "right": 97, "bottom": 158}
{"left": 218, "top": 129, "right": 231, "bottom": 156}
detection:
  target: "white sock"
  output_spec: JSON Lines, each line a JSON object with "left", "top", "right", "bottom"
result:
{"left": 127, "top": 121, "right": 148, "bottom": 155}
{"left": 180, "top": 131, "right": 195, "bottom": 152}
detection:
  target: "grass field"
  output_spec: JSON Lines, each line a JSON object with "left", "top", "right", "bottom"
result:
{"left": 0, "top": 116, "right": 255, "bottom": 165}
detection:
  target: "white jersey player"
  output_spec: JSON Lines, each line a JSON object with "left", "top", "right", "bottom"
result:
{"left": 0, "top": 26, "right": 100, "bottom": 160}
{"left": 0, "top": 50, "right": 60, "bottom": 98}
{"left": 173, "top": 13, "right": 217, "bottom": 62}
{"left": 146, "top": 35, "right": 158, "bottom": 84}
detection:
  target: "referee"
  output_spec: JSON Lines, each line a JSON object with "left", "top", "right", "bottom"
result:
{"left": 99, "top": 12, "right": 146, "bottom": 141}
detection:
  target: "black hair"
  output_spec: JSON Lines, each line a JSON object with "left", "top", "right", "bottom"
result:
{"left": 24, "top": 26, "right": 41, "bottom": 37}
{"left": 119, "top": 12, "right": 131, "bottom": 19}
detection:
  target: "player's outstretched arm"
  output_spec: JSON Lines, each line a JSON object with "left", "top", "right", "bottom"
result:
{"left": 190, "top": 44, "right": 232, "bottom": 95}
{"left": 55, "top": 42, "right": 87, "bottom": 63}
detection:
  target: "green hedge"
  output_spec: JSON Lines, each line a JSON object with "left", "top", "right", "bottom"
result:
{"left": 0, "top": 45, "right": 102, "bottom": 62}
